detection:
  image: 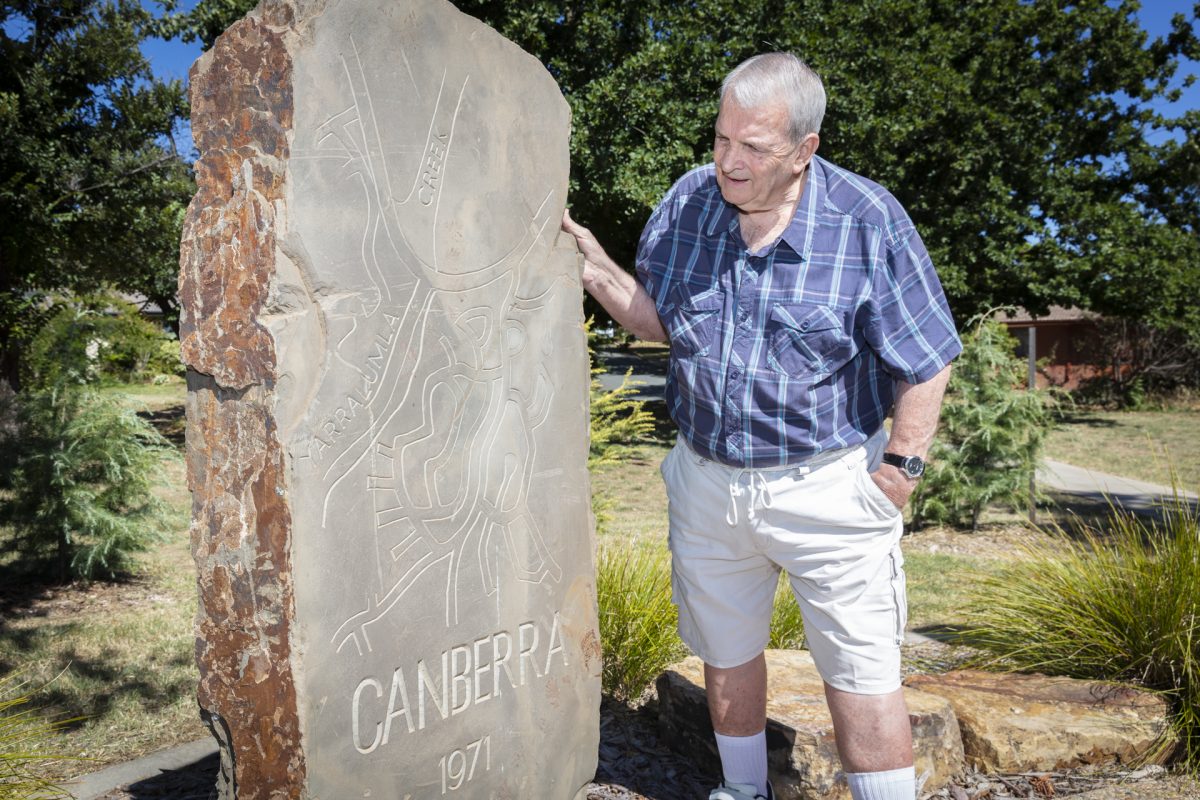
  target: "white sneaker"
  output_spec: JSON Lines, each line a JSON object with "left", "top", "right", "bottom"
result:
{"left": 709, "top": 781, "right": 774, "bottom": 800}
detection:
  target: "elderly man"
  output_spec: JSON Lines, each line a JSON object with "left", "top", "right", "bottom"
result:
{"left": 562, "top": 53, "right": 961, "bottom": 800}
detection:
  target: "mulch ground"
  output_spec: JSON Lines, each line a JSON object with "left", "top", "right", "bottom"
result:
{"left": 90, "top": 684, "right": 1197, "bottom": 800}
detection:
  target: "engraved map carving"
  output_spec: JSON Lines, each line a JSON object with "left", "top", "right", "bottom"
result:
{"left": 282, "top": 27, "right": 576, "bottom": 660}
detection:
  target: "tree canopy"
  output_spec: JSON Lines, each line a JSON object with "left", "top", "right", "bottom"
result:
{"left": 163, "top": 0, "right": 1199, "bottom": 343}
{"left": 0, "top": 0, "right": 190, "bottom": 390}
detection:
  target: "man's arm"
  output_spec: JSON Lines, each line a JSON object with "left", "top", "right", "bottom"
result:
{"left": 870, "top": 364, "right": 952, "bottom": 508}
{"left": 561, "top": 210, "right": 667, "bottom": 342}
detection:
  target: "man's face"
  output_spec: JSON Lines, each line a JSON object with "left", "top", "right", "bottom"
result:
{"left": 713, "top": 97, "right": 817, "bottom": 214}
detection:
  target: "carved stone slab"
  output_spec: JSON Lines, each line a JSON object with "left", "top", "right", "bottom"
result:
{"left": 179, "top": 1, "right": 600, "bottom": 797}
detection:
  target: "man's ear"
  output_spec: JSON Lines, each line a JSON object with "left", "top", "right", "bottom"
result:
{"left": 794, "top": 133, "right": 820, "bottom": 173}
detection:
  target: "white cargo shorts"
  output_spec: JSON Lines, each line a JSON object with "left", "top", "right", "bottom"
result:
{"left": 660, "top": 429, "right": 907, "bottom": 695}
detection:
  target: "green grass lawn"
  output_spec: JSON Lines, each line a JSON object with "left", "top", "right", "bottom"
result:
{"left": 0, "top": 458, "right": 203, "bottom": 780}
{"left": 1044, "top": 409, "right": 1200, "bottom": 490}
{"left": 96, "top": 377, "right": 187, "bottom": 412}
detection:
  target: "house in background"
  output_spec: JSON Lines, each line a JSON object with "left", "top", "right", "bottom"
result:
{"left": 996, "top": 306, "right": 1103, "bottom": 390}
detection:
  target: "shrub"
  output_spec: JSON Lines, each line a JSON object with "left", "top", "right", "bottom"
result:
{"left": 23, "top": 294, "right": 182, "bottom": 389}
{"left": 911, "top": 314, "right": 1059, "bottom": 531}
{"left": 587, "top": 320, "right": 655, "bottom": 468}
{"left": 0, "top": 385, "right": 175, "bottom": 581}
{"left": 1075, "top": 318, "right": 1200, "bottom": 409}
{"left": 964, "top": 493, "right": 1200, "bottom": 771}
{"left": 0, "top": 673, "right": 77, "bottom": 800}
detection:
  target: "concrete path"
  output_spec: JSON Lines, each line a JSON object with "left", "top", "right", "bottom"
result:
{"left": 593, "top": 347, "right": 666, "bottom": 402}
{"left": 1038, "top": 458, "right": 1198, "bottom": 515}
{"left": 65, "top": 738, "right": 217, "bottom": 800}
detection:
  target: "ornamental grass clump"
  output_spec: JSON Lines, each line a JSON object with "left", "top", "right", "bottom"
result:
{"left": 598, "top": 545, "right": 814, "bottom": 700}
{"left": 768, "top": 575, "right": 806, "bottom": 651}
{"left": 965, "top": 493, "right": 1200, "bottom": 771}
{"left": 0, "top": 673, "right": 77, "bottom": 800}
{"left": 596, "top": 544, "right": 686, "bottom": 701}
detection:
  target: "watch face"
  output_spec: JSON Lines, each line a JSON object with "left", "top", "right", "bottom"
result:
{"left": 902, "top": 456, "right": 925, "bottom": 478}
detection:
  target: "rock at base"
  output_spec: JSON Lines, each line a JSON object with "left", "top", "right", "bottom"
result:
{"left": 903, "top": 670, "right": 1175, "bottom": 772}
{"left": 657, "top": 650, "right": 964, "bottom": 799}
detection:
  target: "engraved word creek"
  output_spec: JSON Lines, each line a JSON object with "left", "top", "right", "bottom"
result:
{"left": 418, "top": 131, "right": 449, "bottom": 206}
{"left": 351, "top": 611, "right": 568, "bottom": 754}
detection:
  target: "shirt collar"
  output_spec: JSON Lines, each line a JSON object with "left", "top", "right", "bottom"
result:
{"left": 780, "top": 155, "right": 828, "bottom": 258}
{"left": 704, "top": 156, "right": 829, "bottom": 259}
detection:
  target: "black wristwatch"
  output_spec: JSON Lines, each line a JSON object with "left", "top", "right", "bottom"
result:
{"left": 881, "top": 452, "right": 925, "bottom": 479}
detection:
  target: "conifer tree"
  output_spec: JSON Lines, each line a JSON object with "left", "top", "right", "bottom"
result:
{"left": 911, "top": 316, "right": 1059, "bottom": 531}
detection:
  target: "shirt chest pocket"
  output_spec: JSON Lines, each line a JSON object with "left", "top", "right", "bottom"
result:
{"left": 666, "top": 285, "right": 722, "bottom": 357}
{"left": 766, "top": 304, "right": 855, "bottom": 379}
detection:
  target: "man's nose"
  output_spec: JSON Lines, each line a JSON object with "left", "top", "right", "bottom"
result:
{"left": 717, "top": 144, "right": 741, "bottom": 173}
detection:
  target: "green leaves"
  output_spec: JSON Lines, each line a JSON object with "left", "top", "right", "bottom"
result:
{"left": 0, "top": 385, "right": 176, "bottom": 581}
{"left": 153, "top": 0, "right": 1199, "bottom": 344}
{"left": 0, "top": 0, "right": 192, "bottom": 388}
{"left": 911, "top": 315, "right": 1060, "bottom": 530}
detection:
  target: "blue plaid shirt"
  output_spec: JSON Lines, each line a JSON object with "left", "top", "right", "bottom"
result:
{"left": 636, "top": 156, "right": 962, "bottom": 468}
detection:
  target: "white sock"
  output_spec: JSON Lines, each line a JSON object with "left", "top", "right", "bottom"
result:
{"left": 845, "top": 766, "right": 916, "bottom": 800}
{"left": 714, "top": 730, "right": 769, "bottom": 797}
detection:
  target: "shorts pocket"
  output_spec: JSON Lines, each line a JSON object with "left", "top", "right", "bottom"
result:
{"left": 666, "top": 285, "right": 722, "bottom": 357}
{"left": 856, "top": 462, "right": 903, "bottom": 519}
{"left": 766, "top": 304, "right": 854, "bottom": 379}
{"left": 659, "top": 441, "right": 680, "bottom": 480}
{"left": 890, "top": 548, "right": 908, "bottom": 645}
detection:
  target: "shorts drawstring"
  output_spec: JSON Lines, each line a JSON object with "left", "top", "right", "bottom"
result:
{"left": 726, "top": 468, "right": 777, "bottom": 526}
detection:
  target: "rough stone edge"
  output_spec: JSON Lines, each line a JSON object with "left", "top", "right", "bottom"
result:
{"left": 178, "top": 1, "right": 306, "bottom": 797}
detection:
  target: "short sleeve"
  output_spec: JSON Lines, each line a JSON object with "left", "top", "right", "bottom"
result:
{"left": 634, "top": 165, "right": 716, "bottom": 315}
{"left": 635, "top": 198, "right": 673, "bottom": 307}
{"left": 864, "top": 226, "right": 962, "bottom": 383}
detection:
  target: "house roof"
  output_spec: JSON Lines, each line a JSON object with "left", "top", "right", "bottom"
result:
{"left": 995, "top": 305, "right": 1098, "bottom": 325}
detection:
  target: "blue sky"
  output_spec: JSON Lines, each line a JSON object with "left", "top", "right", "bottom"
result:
{"left": 140, "top": 0, "right": 1199, "bottom": 156}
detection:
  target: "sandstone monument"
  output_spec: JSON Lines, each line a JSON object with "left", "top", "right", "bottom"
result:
{"left": 178, "top": 0, "right": 600, "bottom": 796}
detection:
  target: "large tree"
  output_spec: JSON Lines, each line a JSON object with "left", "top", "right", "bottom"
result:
{"left": 162, "top": 0, "right": 1199, "bottom": 339}
{"left": 0, "top": 0, "right": 191, "bottom": 391}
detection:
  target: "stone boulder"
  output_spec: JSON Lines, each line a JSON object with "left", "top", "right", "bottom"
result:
{"left": 179, "top": 0, "right": 599, "bottom": 796}
{"left": 903, "top": 671, "right": 1174, "bottom": 772}
{"left": 657, "top": 651, "right": 964, "bottom": 799}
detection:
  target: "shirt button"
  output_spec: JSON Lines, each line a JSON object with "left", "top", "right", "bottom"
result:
{"left": 800, "top": 321, "right": 810, "bottom": 331}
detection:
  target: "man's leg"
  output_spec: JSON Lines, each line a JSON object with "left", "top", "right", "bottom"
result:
{"left": 706, "top": 655, "right": 770, "bottom": 797}
{"left": 824, "top": 684, "right": 915, "bottom": 800}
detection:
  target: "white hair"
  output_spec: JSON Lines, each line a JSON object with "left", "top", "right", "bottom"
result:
{"left": 720, "top": 53, "right": 827, "bottom": 144}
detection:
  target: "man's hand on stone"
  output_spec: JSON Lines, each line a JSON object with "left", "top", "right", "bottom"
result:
{"left": 869, "top": 464, "right": 918, "bottom": 511}
{"left": 559, "top": 209, "right": 668, "bottom": 342}
{"left": 561, "top": 209, "right": 606, "bottom": 290}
